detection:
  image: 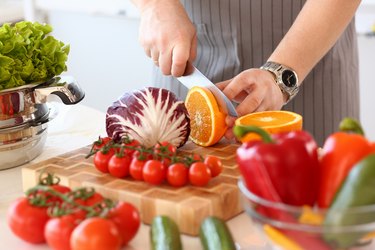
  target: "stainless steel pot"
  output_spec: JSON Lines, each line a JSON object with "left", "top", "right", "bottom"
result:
{"left": 0, "top": 76, "right": 84, "bottom": 170}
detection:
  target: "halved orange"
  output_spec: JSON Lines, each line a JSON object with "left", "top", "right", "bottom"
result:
{"left": 185, "top": 86, "right": 227, "bottom": 147}
{"left": 235, "top": 110, "right": 303, "bottom": 143}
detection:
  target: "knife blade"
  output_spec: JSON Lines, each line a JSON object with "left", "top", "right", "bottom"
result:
{"left": 177, "top": 62, "right": 238, "bottom": 117}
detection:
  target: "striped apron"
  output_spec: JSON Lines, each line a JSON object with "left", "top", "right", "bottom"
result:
{"left": 151, "top": 0, "right": 360, "bottom": 146}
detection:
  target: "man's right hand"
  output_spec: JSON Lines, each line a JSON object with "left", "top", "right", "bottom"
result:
{"left": 136, "top": 0, "right": 197, "bottom": 77}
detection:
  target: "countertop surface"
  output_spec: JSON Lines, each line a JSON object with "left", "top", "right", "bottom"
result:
{"left": 0, "top": 102, "right": 270, "bottom": 250}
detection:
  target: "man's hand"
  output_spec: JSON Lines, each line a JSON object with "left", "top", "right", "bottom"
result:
{"left": 138, "top": 0, "right": 197, "bottom": 76}
{"left": 216, "top": 68, "right": 285, "bottom": 139}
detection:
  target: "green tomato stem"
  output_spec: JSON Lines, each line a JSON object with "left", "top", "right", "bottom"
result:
{"left": 233, "top": 125, "right": 273, "bottom": 143}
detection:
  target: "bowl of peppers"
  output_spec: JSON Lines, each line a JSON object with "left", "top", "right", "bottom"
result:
{"left": 234, "top": 118, "right": 375, "bottom": 250}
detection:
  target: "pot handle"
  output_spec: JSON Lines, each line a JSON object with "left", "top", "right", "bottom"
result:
{"left": 33, "top": 76, "right": 85, "bottom": 105}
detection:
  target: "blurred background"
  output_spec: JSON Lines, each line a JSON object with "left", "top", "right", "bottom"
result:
{"left": 1, "top": 0, "right": 375, "bottom": 139}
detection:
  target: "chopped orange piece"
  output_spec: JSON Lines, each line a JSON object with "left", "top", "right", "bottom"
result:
{"left": 235, "top": 110, "right": 303, "bottom": 142}
{"left": 185, "top": 86, "right": 227, "bottom": 147}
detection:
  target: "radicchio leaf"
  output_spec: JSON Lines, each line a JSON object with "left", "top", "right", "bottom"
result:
{"left": 106, "top": 87, "right": 190, "bottom": 148}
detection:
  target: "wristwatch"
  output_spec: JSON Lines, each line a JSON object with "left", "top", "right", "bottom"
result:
{"left": 260, "top": 61, "right": 299, "bottom": 104}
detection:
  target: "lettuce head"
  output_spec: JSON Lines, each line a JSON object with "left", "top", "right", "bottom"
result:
{"left": 0, "top": 21, "right": 70, "bottom": 90}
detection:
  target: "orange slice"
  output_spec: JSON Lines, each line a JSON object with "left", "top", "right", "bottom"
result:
{"left": 185, "top": 86, "right": 227, "bottom": 147}
{"left": 235, "top": 110, "right": 302, "bottom": 143}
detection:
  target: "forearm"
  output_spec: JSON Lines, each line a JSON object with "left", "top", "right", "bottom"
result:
{"left": 268, "top": 0, "right": 361, "bottom": 83}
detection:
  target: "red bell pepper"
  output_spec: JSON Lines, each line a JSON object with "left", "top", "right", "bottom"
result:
{"left": 235, "top": 125, "right": 331, "bottom": 250}
{"left": 317, "top": 118, "right": 374, "bottom": 208}
{"left": 234, "top": 125, "right": 320, "bottom": 206}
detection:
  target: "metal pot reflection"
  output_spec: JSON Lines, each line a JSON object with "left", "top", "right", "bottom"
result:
{"left": 0, "top": 76, "right": 84, "bottom": 170}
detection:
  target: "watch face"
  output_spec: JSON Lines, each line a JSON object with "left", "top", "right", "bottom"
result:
{"left": 282, "top": 70, "right": 297, "bottom": 88}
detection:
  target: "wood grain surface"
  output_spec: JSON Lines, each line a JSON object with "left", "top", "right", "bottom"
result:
{"left": 22, "top": 140, "right": 243, "bottom": 236}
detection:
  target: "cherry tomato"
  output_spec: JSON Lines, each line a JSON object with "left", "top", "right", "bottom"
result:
{"left": 32, "top": 184, "right": 71, "bottom": 205}
{"left": 154, "top": 141, "right": 177, "bottom": 158}
{"left": 92, "top": 136, "right": 111, "bottom": 151}
{"left": 45, "top": 214, "right": 78, "bottom": 250}
{"left": 192, "top": 153, "right": 204, "bottom": 162}
{"left": 123, "top": 139, "right": 141, "bottom": 157}
{"left": 204, "top": 155, "right": 223, "bottom": 177}
{"left": 133, "top": 150, "right": 153, "bottom": 161}
{"left": 7, "top": 197, "right": 49, "bottom": 244}
{"left": 70, "top": 217, "right": 121, "bottom": 250}
{"left": 189, "top": 162, "right": 212, "bottom": 186}
{"left": 161, "top": 157, "right": 172, "bottom": 169}
{"left": 129, "top": 158, "right": 146, "bottom": 181}
{"left": 167, "top": 163, "right": 189, "bottom": 187}
{"left": 108, "top": 202, "right": 140, "bottom": 246}
{"left": 93, "top": 150, "right": 114, "bottom": 173}
{"left": 108, "top": 154, "right": 131, "bottom": 178}
{"left": 143, "top": 160, "right": 166, "bottom": 185}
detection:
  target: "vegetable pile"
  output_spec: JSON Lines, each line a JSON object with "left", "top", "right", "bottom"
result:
{"left": 7, "top": 173, "right": 140, "bottom": 250}
{"left": 0, "top": 21, "right": 69, "bottom": 90}
{"left": 234, "top": 117, "right": 375, "bottom": 249}
{"left": 87, "top": 135, "right": 223, "bottom": 187}
{"left": 106, "top": 87, "right": 190, "bottom": 148}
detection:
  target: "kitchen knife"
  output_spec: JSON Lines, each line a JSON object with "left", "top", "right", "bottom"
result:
{"left": 177, "top": 62, "right": 238, "bottom": 117}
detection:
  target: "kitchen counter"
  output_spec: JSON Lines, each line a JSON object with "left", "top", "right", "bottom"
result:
{"left": 0, "top": 102, "right": 270, "bottom": 250}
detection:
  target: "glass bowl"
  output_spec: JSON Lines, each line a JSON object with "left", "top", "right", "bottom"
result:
{"left": 238, "top": 179, "right": 375, "bottom": 250}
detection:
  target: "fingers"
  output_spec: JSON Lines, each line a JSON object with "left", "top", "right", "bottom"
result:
{"left": 189, "top": 33, "right": 198, "bottom": 62}
{"left": 151, "top": 50, "right": 160, "bottom": 66}
{"left": 171, "top": 42, "right": 191, "bottom": 77}
{"left": 215, "top": 79, "right": 232, "bottom": 91}
{"left": 159, "top": 50, "right": 172, "bottom": 75}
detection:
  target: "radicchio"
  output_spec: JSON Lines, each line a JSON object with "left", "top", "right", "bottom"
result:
{"left": 106, "top": 87, "right": 190, "bottom": 148}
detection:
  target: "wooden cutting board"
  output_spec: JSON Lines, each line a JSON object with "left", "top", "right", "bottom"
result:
{"left": 22, "top": 140, "right": 243, "bottom": 236}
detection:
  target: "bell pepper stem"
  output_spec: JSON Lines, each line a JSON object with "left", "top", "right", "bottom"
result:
{"left": 339, "top": 117, "right": 365, "bottom": 136}
{"left": 233, "top": 125, "right": 273, "bottom": 143}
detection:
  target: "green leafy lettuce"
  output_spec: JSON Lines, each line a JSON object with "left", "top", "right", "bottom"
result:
{"left": 0, "top": 21, "right": 70, "bottom": 90}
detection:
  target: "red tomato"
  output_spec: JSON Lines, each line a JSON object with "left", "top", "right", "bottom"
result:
{"left": 75, "top": 192, "right": 104, "bottom": 207}
{"left": 154, "top": 141, "right": 177, "bottom": 157}
{"left": 70, "top": 217, "right": 121, "bottom": 250}
{"left": 143, "top": 160, "right": 166, "bottom": 185}
{"left": 189, "top": 162, "right": 212, "bottom": 186}
{"left": 123, "top": 139, "right": 141, "bottom": 157}
{"left": 167, "top": 163, "right": 189, "bottom": 187}
{"left": 92, "top": 136, "right": 111, "bottom": 151}
{"left": 45, "top": 214, "right": 78, "bottom": 250}
{"left": 161, "top": 157, "right": 172, "bottom": 169}
{"left": 204, "top": 155, "right": 223, "bottom": 177}
{"left": 7, "top": 197, "right": 49, "bottom": 244}
{"left": 93, "top": 150, "right": 114, "bottom": 173}
{"left": 108, "top": 154, "right": 131, "bottom": 178}
{"left": 32, "top": 184, "right": 71, "bottom": 205}
{"left": 192, "top": 153, "right": 203, "bottom": 162}
{"left": 108, "top": 202, "right": 140, "bottom": 246}
{"left": 129, "top": 158, "right": 146, "bottom": 181}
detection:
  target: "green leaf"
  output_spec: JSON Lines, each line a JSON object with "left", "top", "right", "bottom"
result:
{"left": 0, "top": 21, "right": 69, "bottom": 89}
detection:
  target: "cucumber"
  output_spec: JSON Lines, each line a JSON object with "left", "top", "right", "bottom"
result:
{"left": 199, "top": 216, "right": 236, "bottom": 250}
{"left": 150, "top": 215, "right": 183, "bottom": 250}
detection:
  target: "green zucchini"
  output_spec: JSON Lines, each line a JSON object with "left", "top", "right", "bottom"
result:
{"left": 199, "top": 216, "right": 236, "bottom": 250}
{"left": 150, "top": 215, "right": 183, "bottom": 250}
